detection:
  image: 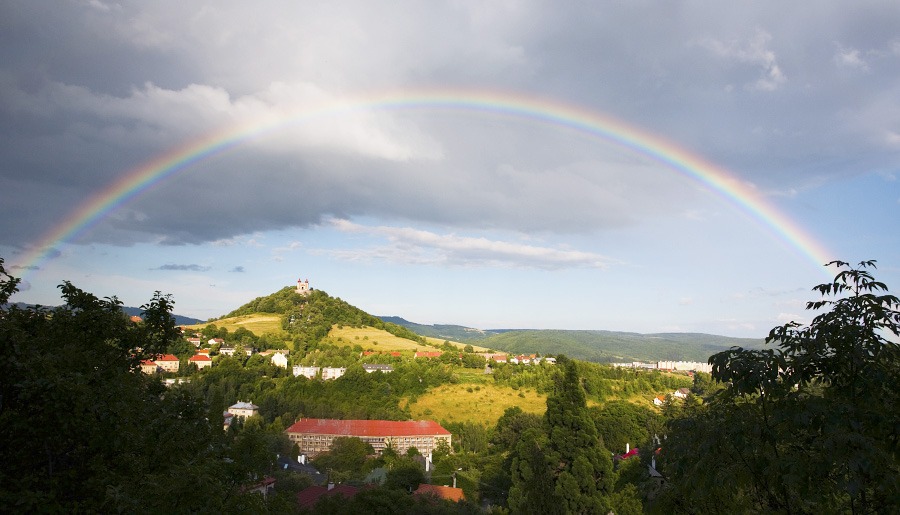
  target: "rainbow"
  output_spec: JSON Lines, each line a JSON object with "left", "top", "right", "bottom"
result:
{"left": 14, "top": 88, "right": 834, "bottom": 275}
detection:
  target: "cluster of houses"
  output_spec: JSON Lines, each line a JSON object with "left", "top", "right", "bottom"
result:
{"left": 612, "top": 360, "right": 713, "bottom": 374}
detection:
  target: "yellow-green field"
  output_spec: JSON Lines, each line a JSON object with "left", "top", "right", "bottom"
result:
{"left": 423, "top": 336, "right": 491, "bottom": 353}
{"left": 405, "top": 381, "right": 546, "bottom": 426}
{"left": 186, "top": 314, "right": 284, "bottom": 336}
{"left": 327, "top": 325, "right": 438, "bottom": 352}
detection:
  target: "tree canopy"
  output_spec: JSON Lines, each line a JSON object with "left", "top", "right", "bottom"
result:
{"left": 659, "top": 261, "right": 900, "bottom": 513}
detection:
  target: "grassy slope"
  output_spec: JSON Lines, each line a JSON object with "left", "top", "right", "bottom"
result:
{"left": 185, "top": 314, "right": 283, "bottom": 336}
{"left": 328, "top": 326, "right": 437, "bottom": 352}
{"left": 406, "top": 382, "right": 546, "bottom": 425}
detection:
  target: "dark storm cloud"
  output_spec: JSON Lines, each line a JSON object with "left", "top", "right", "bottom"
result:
{"left": 2, "top": 1, "right": 899, "bottom": 249}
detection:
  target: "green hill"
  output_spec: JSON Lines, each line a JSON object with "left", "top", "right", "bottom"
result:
{"left": 473, "top": 329, "right": 765, "bottom": 362}
{"left": 219, "top": 288, "right": 425, "bottom": 349}
{"left": 379, "top": 315, "right": 766, "bottom": 362}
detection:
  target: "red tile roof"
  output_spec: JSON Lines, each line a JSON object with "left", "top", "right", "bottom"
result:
{"left": 189, "top": 354, "right": 212, "bottom": 362}
{"left": 415, "top": 351, "right": 443, "bottom": 358}
{"left": 297, "top": 484, "right": 360, "bottom": 508}
{"left": 156, "top": 354, "right": 178, "bottom": 362}
{"left": 414, "top": 484, "right": 466, "bottom": 502}
{"left": 286, "top": 419, "right": 450, "bottom": 437}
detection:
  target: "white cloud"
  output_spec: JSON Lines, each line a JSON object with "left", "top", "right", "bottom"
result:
{"left": 833, "top": 46, "right": 869, "bottom": 71}
{"left": 325, "top": 219, "right": 616, "bottom": 270}
{"left": 694, "top": 29, "right": 787, "bottom": 91}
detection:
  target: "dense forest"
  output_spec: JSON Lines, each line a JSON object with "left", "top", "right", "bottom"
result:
{"left": 1, "top": 257, "right": 897, "bottom": 513}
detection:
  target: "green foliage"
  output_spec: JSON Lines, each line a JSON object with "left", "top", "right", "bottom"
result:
{"left": 0, "top": 259, "right": 231, "bottom": 512}
{"left": 508, "top": 361, "right": 617, "bottom": 513}
{"left": 477, "top": 329, "right": 765, "bottom": 363}
{"left": 591, "top": 401, "right": 664, "bottom": 454}
{"left": 313, "top": 437, "right": 375, "bottom": 482}
{"left": 283, "top": 290, "right": 425, "bottom": 350}
{"left": 224, "top": 286, "right": 309, "bottom": 318}
{"left": 660, "top": 261, "right": 900, "bottom": 513}
{"left": 384, "top": 457, "right": 425, "bottom": 492}
{"left": 491, "top": 406, "right": 543, "bottom": 453}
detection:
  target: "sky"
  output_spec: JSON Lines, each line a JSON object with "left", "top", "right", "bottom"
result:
{"left": 1, "top": 1, "right": 899, "bottom": 338}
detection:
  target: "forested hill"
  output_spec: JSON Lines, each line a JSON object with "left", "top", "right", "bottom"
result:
{"left": 380, "top": 316, "right": 765, "bottom": 362}
{"left": 219, "top": 287, "right": 425, "bottom": 345}
{"left": 377, "top": 316, "right": 511, "bottom": 342}
{"left": 476, "top": 330, "right": 765, "bottom": 362}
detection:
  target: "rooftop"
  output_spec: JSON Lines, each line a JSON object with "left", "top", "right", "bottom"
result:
{"left": 286, "top": 418, "right": 450, "bottom": 437}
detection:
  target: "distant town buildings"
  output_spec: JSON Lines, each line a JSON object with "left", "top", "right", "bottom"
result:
{"left": 285, "top": 418, "right": 451, "bottom": 458}
{"left": 293, "top": 366, "right": 346, "bottom": 380}
{"left": 612, "top": 361, "right": 713, "bottom": 374}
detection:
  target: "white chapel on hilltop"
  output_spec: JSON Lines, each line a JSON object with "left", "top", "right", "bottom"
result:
{"left": 296, "top": 278, "right": 310, "bottom": 296}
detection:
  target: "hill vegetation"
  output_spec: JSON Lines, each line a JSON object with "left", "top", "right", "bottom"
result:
{"left": 382, "top": 317, "right": 767, "bottom": 363}
{"left": 4, "top": 256, "right": 896, "bottom": 513}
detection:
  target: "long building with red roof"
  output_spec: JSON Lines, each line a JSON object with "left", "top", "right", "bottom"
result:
{"left": 285, "top": 419, "right": 451, "bottom": 458}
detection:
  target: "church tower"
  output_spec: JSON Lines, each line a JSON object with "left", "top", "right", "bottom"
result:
{"left": 296, "top": 278, "right": 310, "bottom": 296}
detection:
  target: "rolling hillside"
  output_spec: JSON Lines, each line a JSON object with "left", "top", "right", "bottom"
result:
{"left": 381, "top": 316, "right": 767, "bottom": 363}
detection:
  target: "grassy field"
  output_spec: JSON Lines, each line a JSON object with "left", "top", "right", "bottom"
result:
{"left": 186, "top": 314, "right": 284, "bottom": 336}
{"left": 327, "top": 325, "right": 439, "bottom": 352}
{"left": 423, "top": 336, "right": 492, "bottom": 353}
{"left": 405, "top": 380, "right": 546, "bottom": 426}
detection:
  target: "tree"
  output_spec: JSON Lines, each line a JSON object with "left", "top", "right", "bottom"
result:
{"left": 660, "top": 260, "right": 900, "bottom": 513}
{"left": 0, "top": 258, "right": 231, "bottom": 512}
{"left": 508, "top": 360, "right": 616, "bottom": 513}
{"left": 383, "top": 456, "right": 425, "bottom": 492}
{"left": 313, "top": 437, "right": 374, "bottom": 482}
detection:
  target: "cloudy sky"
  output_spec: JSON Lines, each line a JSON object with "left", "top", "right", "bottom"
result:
{"left": 2, "top": 1, "right": 899, "bottom": 337}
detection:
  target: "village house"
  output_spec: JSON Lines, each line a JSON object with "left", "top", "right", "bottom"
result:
{"left": 673, "top": 387, "right": 691, "bottom": 399}
{"left": 189, "top": 354, "right": 212, "bottom": 370}
{"left": 362, "top": 364, "right": 394, "bottom": 373}
{"left": 270, "top": 352, "right": 289, "bottom": 368}
{"left": 292, "top": 366, "right": 346, "bottom": 380}
{"left": 154, "top": 354, "right": 180, "bottom": 373}
{"left": 187, "top": 337, "right": 202, "bottom": 347}
{"left": 478, "top": 353, "right": 508, "bottom": 363}
{"left": 414, "top": 351, "right": 443, "bottom": 359}
{"left": 285, "top": 419, "right": 451, "bottom": 458}
{"left": 653, "top": 395, "right": 666, "bottom": 406}
{"left": 208, "top": 337, "right": 225, "bottom": 346}
{"left": 259, "top": 349, "right": 291, "bottom": 368}
{"left": 229, "top": 401, "right": 260, "bottom": 419}
{"left": 140, "top": 359, "right": 159, "bottom": 374}
{"left": 219, "top": 346, "right": 252, "bottom": 357}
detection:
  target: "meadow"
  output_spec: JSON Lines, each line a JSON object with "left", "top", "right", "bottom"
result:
{"left": 186, "top": 314, "right": 283, "bottom": 336}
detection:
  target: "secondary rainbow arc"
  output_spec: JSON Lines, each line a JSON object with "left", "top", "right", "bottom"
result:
{"left": 14, "top": 88, "right": 834, "bottom": 276}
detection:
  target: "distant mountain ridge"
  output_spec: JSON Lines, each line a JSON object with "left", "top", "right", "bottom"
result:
{"left": 379, "top": 316, "right": 766, "bottom": 363}
{"left": 8, "top": 302, "right": 203, "bottom": 326}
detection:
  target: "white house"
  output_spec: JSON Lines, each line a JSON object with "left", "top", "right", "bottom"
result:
{"left": 270, "top": 352, "right": 289, "bottom": 369}
{"left": 229, "top": 401, "right": 259, "bottom": 419}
